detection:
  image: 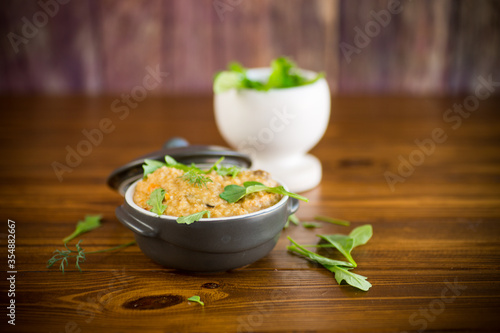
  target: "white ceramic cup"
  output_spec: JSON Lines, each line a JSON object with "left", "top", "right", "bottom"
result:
{"left": 214, "top": 68, "right": 330, "bottom": 192}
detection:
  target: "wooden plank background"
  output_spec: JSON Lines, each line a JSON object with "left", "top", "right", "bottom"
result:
{"left": 1, "top": 0, "right": 499, "bottom": 95}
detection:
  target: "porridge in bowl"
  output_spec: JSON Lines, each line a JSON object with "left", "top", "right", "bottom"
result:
{"left": 134, "top": 164, "right": 282, "bottom": 218}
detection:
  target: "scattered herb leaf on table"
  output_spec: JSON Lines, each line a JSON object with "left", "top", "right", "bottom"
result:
{"left": 62, "top": 215, "right": 102, "bottom": 244}
{"left": 287, "top": 224, "right": 373, "bottom": 291}
{"left": 187, "top": 295, "right": 204, "bottom": 306}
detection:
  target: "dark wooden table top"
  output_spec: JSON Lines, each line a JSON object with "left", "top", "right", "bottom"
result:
{"left": 1, "top": 95, "right": 499, "bottom": 333}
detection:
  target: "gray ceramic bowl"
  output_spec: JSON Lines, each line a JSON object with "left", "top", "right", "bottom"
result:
{"left": 115, "top": 179, "right": 299, "bottom": 272}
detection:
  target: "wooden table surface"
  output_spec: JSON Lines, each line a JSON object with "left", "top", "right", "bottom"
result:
{"left": 1, "top": 95, "right": 499, "bottom": 333}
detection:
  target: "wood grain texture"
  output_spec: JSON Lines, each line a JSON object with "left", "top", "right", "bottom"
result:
{"left": 1, "top": 0, "right": 500, "bottom": 95}
{"left": 0, "top": 95, "right": 500, "bottom": 332}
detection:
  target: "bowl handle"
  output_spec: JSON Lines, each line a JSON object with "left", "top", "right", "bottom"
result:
{"left": 287, "top": 198, "right": 300, "bottom": 216}
{"left": 116, "top": 206, "right": 158, "bottom": 237}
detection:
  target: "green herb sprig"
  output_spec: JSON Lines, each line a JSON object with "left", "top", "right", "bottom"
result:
{"left": 220, "top": 181, "right": 308, "bottom": 203}
{"left": 47, "top": 240, "right": 136, "bottom": 274}
{"left": 287, "top": 224, "right": 373, "bottom": 291}
{"left": 180, "top": 169, "right": 213, "bottom": 188}
{"left": 62, "top": 215, "right": 102, "bottom": 244}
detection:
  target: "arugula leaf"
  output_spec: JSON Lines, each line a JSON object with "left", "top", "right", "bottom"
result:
{"left": 220, "top": 181, "right": 308, "bottom": 203}
{"left": 62, "top": 215, "right": 102, "bottom": 244}
{"left": 287, "top": 237, "right": 354, "bottom": 268}
{"left": 216, "top": 165, "right": 241, "bottom": 177}
{"left": 289, "top": 214, "right": 300, "bottom": 225}
{"left": 213, "top": 71, "right": 245, "bottom": 94}
{"left": 143, "top": 155, "right": 242, "bottom": 182}
{"left": 323, "top": 265, "right": 372, "bottom": 292}
{"left": 284, "top": 214, "right": 298, "bottom": 229}
{"left": 147, "top": 188, "right": 167, "bottom": 215}
{"left": 228, "top": 62, "right": 246, "bottom": 74}
{"left": 219, "top": 184, "right": 247, "bottom": 203}
{"left": 187, "top": 295, "right": 204, "bottom": 306}
{"left": 302, "top": 222, "right": 322, "bottom": 229}
{"left": 318, "top": 225, "right": 373, "bottom": 267}
{"left": 142, "top": 156, "right": 197, "bottom": 179}
{"left": 207, "top": 156, "right": 225, "bottom": 173}
{"left": 246, "top": 184, "right": 308, "bottom": 202}
{"left": 286, "top": 225, "right": 373, "bottom": 291}
{"left": 177, "top": 210, "right": 211, "bottom": 225}
{"left": 206, "top": 157, "right": 242, "bottom": 177}
{"left": 165, "top": 155, "right": 197, "bottom": 172}
{"left": 318, "top": 234, "right": 356, "bottom": 267}
{"left": 267, "top": 57, "right": 299, "bottom": 89}
{"left": 349, "top": 224, "right": 373, "bottom": 248}
{"left": 314, "top": 215, "right": 350, "bottom": 226}
{"left": 164, "top": 155, "right": 178, "bottom": 166}
{"left": 142, "top": 159, "right": 166, "bottom": 179}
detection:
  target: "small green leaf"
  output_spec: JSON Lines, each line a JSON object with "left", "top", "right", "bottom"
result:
{"left": 207, "top": 156, "right": 225, "bottom": 173}
{"left": 219, "top": 184, "right": 247, "bottom": 203}
{"left": 317, "top": 225, "right": 373, "bottom": 267}
{"left": 318, "top": 234, "right": 356, "bottom": 267}
{"left": 213, "top": 71, "right": 244, "bottom": 93}
{"left": 220, "top": 181, "right": 308, "bottom": 203}
{"left": 323, "top": 265, "right": 372, "bottom": 291}
{"left": 216, "top": 165, "right": 241, "bottom": 177}
{"left": 143, "top": 159, "right": 166, "bottom": 179}
{"left": 314, "top": 215, "right": 350, "bottom": 226}
{"left": 245, "top": 184, "right": 309, "bottom": 202}
{"left": 177, "top": 210, "right": 210, "bottom": 225}
{"left": 243, "top": 181, "right": 263, "bottom": 187}
{"left": 287, "top": 237, "right": 354, "bottom": 268}
{"left": 228, "top": 62, "right": 246, "bottom": 74}
{"left": 349, "top": 224, "right": 373, "bottom": 248}
{"left": 165, "top": 155, "right": 193, "bottom": 172}
{"left": 302, "top": 222, "right": 322, "bottom": 229}
{"left": 164, "top": 155, "right": 177, "bottom": 166}
{"left": 288, "top": 214, "right": 300, "bottom": 226}
{"left": 62, "top": 215, "right": 102, "bottom": 244}
{"left": 187, "top": 295, "right": 204, "bottom": 306}
{"left": 147, "top": 188, "right": 167, "bottom": 215}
